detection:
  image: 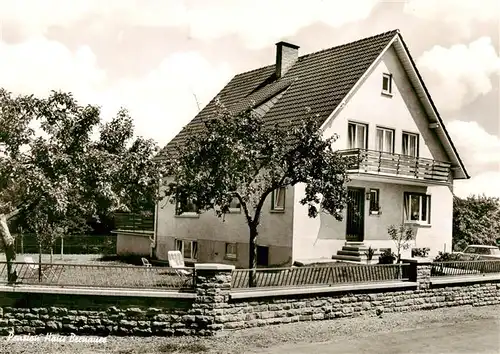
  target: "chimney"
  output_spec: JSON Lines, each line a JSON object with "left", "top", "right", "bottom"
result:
{"left": 275, "top": 41, "right": 299, "bottom": 78}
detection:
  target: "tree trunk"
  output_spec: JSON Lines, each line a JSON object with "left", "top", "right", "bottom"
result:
{"left": 60, "top": 236, "right": 64, "bottom": 260}
{"left": 0, "top": 214, "right": 17, "bottom": 283}
{"left": 248, "top": 224, "right": 258, "bottom": 287}
{"left": 38, "top": 241, "right": 42, "bottom": 282}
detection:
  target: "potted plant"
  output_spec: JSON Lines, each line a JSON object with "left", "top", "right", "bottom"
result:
{"left": 378, "top": 249, "right": 396, "bottom": 264}
{"left": 364, "top": 246, "right": 377, "bottom": 264}
{"left": 411, "top": 247, "right": 430, "bottom": 258}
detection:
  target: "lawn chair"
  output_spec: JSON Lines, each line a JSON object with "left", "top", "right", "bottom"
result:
{"left": 167, "top": 251, "right": 192, "bottom": 277}
{"left": 23, "top": 256, "right": 56, "bottom": 281}
{"left": 141, "top": 257, "right": 152, "bottom": 267}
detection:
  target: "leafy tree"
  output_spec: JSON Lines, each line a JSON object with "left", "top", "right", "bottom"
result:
{"left": 163, "top": 101, "right": 351, "bottom": 285}
{"left": 452, "top": 195, "right": 500, "bottom": 251}
{"left": 387, "top": 224, "right": 415, "bottom": 263}
{"left": 0, "top": 89, "right": 164, "bottom": 282}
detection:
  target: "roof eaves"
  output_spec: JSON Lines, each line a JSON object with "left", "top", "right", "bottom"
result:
{"left": 396, "top": 32, "right": 470, "bottom": 180}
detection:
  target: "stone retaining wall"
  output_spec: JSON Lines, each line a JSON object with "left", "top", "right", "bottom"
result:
{"left": 1, "top": 262, "right": 499, "bottom": 336}
{"left": 0, "top": 293, "right": 196, "bottom": 336}
{"left": 221, "top": 283, "right": 500, "bottom": 329}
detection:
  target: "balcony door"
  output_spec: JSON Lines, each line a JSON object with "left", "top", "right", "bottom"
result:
{"left": 402, "top": 132, "right": 419, "bottom": 157}
{"left": 348, "top": 122, "right": 367, "bottom": 150}
{"left": 376, "top": 127, "right": 394, "bottom": 153}
{"left": 346, "top": 187, "right": 365, "bottom": 242}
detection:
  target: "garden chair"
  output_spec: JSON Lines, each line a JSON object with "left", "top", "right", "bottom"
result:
{"left": 23, "top": 256, "right": 56, "bottom": 280}
{"left": 141, "top": 257, "right": 152, "bottom": 267}
{"left": 167, "top": 251, "right": 192, "bottom": 277}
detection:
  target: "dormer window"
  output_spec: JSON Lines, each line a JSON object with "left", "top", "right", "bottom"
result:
{"left": 382, "top": 73, "right": 392, "bottom": 96}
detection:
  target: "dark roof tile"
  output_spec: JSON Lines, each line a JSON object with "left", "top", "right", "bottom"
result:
{"left": 158, "top": 30, "right": 399, "bottom": 158}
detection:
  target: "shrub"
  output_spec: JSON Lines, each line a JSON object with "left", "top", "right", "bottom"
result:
{"left": 411, "top": 247, "right": 430, "bottom": 258}
{"left": 433, "top": 252, "right": 462, "bottom": 262}
{"left": 378, "top": 249, "right": 396, "bottom": 264}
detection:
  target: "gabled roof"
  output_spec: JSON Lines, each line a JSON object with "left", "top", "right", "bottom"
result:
{"left": 158, "top": 29, "right": 469, "bottom": 179}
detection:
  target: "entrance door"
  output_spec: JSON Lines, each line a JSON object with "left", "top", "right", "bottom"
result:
{"left": 346, "top": 187, "right": 365, "bottom": 242}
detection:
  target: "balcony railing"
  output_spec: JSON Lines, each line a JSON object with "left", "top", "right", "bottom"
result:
{"left": 114, "top": 212, "right": 155, "bottom": 232}
{"left": 339, "top": 148, "right": 451, "bottom": 183}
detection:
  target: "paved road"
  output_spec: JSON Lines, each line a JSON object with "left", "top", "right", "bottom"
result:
{"left": 261, "top": 318, "right": 500, "bottom": 354}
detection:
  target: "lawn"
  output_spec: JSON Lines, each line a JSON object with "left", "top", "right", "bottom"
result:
{"left": 0, "top": 253, "right": 193, "bottom": 290}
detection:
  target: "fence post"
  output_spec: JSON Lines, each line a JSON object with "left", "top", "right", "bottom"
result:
{"left": 404, "top": 258, "right": 432, "bottom": 290}
{"left": 193, "top": 263, "right": 234, "bottom": 335}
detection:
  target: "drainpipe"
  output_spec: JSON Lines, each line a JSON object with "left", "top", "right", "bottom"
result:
{"left": 151, "top": 202, "right": 159, "bottom": 258}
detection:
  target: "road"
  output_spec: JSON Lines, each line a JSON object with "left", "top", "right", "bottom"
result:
{"left": 261, "top": 318, "right": 500, "bottom": 354}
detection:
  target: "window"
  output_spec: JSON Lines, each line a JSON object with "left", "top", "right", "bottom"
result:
{"left": 225, "top": 243, "right": 237, "bottom": 260}
{"left": 175, "top": 197, "right": 198, "bottom": 215}
{"left": 257, "top": 246, "right": 269, "bottom": 266}
{"left": 404, "top": 192, "right": 430, "bottom": 224}
{"left": 175, "top": 239, "right": 198, "bottom": 260}
{"left": 402, "top": 132, "right": 419, "bottom": 157}
{"left": 271, "top": 187, "right": 286, "bottom": 211}
{"left": 382, "top": 73, "right": 392, "bottom": 95}
{"left": 369, "top": 188, "right": 380, "bottom": 214}
{"left": 376, "top": 127, "right": 394, "bottom": 153}
{"left": 348, "top": 122, "right": 368, "bottom": 149}
{"left": 228, "top": 196, "right": 241, "bottom": 213}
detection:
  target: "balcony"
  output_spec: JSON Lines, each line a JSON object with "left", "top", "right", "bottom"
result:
{"left": 339, "top": 149, "right": 452, "bottom": 184}
{"left": 114, "top": 212, "right": 155, "bottom": 233}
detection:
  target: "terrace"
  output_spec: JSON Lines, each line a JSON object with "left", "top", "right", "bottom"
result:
{"left": 1, "top": 258, "right": 500, "bottom": 292}
{"left": 339, "top": 148, "right": 452, "bottom": 184}
{"left": 114, "top": 212, "right": 155, "bottom": 233}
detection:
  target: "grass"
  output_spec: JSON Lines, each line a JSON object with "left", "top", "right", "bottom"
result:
{"left": 0, "top": 253, "right": 193, "bottom": 290}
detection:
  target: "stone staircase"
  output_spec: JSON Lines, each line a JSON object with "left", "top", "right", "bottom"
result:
{"left": 331, "top": 242, "right": 380, "bottom": 263}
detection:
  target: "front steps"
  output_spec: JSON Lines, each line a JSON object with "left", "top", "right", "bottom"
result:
{"left": 331, "top": 242, "right": 380, "bottom": 263}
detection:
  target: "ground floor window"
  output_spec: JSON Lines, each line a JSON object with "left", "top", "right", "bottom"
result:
{"left": 271, "top": 187, "right": 286, "bottom": 211}
{"left": 404, "top": 192, "right": 431, "bottom": 224}
{"left": 225, "top": 243, "right": 237, "bottom": 260}
{"left": 369, "top": 188, "right": 380, "bottom": 214}
{"left": 175, "top": 239, "right": 198, "bottom": 260}
{"left": 257, "top": 245, "right": 269, "bottom": 266}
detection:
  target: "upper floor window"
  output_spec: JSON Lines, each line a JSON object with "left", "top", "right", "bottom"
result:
{"left": 402, "top": 132, "right": 419, "bottom": 157}
{"left": 348, "top": 122, "right": 367, "bottom": 150}
{"left": 404, "top": 192, "right": 430, "bottom": 224}
{"left": 376, "top": 127, "right": 394, "bottom": 153}
{"left": 271, "top": 187, "right": 286, "bottom": 211}
{"left": 382, "top": 73, "right": 392, "bottom": 95}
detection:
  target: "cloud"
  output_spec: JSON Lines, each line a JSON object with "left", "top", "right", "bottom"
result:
{"left": 0, "top": 36, "right": 106, "bottom": 100}
{"left": 416, "top": 37, "right": 500, "bottom": 112}
{"left": 404, "top": 0, "right": 499, "bottom": 33}
{"left": 0, "top": 0, "right": 379, "bottom": 49}
{"left": 454, "top": 172, "right": 500, "bottom": 198}
{"left": 447, "top": 120, "right": 500, "bottom": 167}
{"left": 98, "top": 51, "right": 233, "bottom": 145}
{"left": 0, "top": 35, "right": 233, "bottom": 146}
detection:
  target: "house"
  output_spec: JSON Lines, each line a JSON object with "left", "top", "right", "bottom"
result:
{"left": 152, "top": 29, "right": 469, "bottom": 267}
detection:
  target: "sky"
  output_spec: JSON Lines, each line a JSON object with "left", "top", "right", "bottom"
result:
{"left": 0, "top": 0, "right": 499, "bottom": 198}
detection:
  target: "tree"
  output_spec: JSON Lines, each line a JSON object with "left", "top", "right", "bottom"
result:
{"left": 387, "top": 224, "right": 415, "bottom": 263}
{"left": 453, "top": 195, "right": 500, "bottom": 251}
{"left": 0, "top": 89, "right": 165, "bottom": 282}
{"left": 163, "top": 100, "right": 351, "bottom": 285}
